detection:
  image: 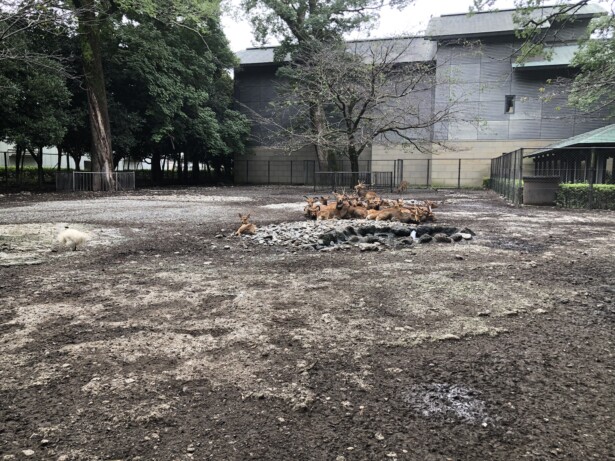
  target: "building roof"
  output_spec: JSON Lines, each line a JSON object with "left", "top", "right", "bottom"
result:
{"left": 236, "top": 47, "right": 287, "bottom": 65}
{"left": 426, "top": 4, "right": 605, "bottom": 40}
{"left": 236, "top": 37, "right": 436, "bottom": 66}
{"left": 512, "top": 44, "right": 579, "bottom": 69}
{"left": 527, "top": 124, "right": 615, "bottom": 157}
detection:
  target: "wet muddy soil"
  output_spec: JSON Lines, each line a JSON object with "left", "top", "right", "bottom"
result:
{"left": 1, "top": 187, "right": 614, "bottom": 460}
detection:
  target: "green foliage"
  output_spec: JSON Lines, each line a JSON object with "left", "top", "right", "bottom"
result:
{"left": 569, "top": 14, "right": 615, "bottom": 115}
{"left": 105, "top": 13, "right": 249, "bottom": 173}
{"left": 556, "top": 183, "right": 615, "bottom": 210}
{"left": 0, "top": 167, "right": 58, "bottom": 190}
{"left": 1, "top": 0, "right": 249, "bottom": 188}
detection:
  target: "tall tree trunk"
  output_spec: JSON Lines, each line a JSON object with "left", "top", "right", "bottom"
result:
{"left": 349, "top": 146, "right": 359, "bottom": 186}
{"left": 28, "top": 147, "right": 44, "bottom": 188}
{"left": 182, "top": 153, "right": 188, "bottom": 184}
{"left": 151, "top": 150, "right": 162, "bottom": 184}
{"left": 15, "top": 146, "right": 22, "bottom": 184}
{"left": 310, "top": 102, "right": 330, "bottom": 171}
{"left": 74, "top": 0, "right": 114, "bottom": 191}
{"left": 57, "top": 146, "right": 63, "bottom": 171}
{"left": 37, "top": 147, "right": 44, "bottom": 188}
{"left": 192, "top": 159, "right": 200, "bottom": 183}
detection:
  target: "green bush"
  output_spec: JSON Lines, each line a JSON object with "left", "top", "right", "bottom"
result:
{"left": 482, "top": 177, "right": 490, "bottom": 189}
{"left": 0, "top": 166, "right": 58, "bottom": 191}
{"left": 556, "top": 183, "right": 615, "bottom": 210}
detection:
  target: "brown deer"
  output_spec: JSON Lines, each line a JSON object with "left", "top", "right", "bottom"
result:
{"left": 354, "top": 181, "right": 379, "bottom": 201}
{"left": 236, "top": 214, "right": 257, "bottom": 235}
{"left": 395, "top": 180, "right": 409, "bottom": 194}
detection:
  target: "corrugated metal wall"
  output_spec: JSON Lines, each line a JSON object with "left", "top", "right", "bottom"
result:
{"left": 434, "top": 37, "right": 613, "bottom": 142}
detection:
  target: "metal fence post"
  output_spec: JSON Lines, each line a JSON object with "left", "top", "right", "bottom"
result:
{"left": 588, "top": 148, "right": 596, "bottom": 209}
{"left": 518, "top": 149, "right": 524, "bottom": 205}
{"left": 457, "top": 159, "right": 462, "bottom": 189}
{"left": 427, "top": 159, "right": 431, "bottom": 188}
{"left": 3, "top": 151, "right": 7, "bottom": 186}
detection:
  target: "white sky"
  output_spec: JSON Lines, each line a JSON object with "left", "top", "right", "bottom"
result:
{"left": 221, "top": 0, "right": 521, "bottom": 51}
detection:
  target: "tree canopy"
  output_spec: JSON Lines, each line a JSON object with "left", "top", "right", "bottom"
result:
{"left": 0, "top": 0, "right": 250, "bottom": 187}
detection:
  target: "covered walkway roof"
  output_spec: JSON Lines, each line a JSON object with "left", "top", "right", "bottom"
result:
{"left": 526, "top": 124, "right": 615, "bottom": 157}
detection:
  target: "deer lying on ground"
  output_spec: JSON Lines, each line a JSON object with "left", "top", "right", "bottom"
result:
{"left": 303, "top": 182, "right": 438, "bottom": 222}
{"left": 354, "top": 181, "right": 379, "bottom": 201}
{"left": 236, "top": 214, "right": 257, "bottom": 235}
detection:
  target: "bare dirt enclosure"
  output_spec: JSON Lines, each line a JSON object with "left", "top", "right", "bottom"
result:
{"left": 0, "top": 187, "right": 614, "bottom": 460}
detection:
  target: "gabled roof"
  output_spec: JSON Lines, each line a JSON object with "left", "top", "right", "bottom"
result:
{"left": 235, "top": 37, "right": 436, "bottom": 66}
{"left": 527, "top": 124, "right": 615, "bottom": 157}
{"left": 426, "top": 4, "right": 605, "bottom": 40}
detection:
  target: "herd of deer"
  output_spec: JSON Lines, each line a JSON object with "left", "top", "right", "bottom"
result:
{"left": 236, "top": 181, "right": 437, "bottom": 235}
{"left": 303, "top": 181, "right": 437, "bottom": 223}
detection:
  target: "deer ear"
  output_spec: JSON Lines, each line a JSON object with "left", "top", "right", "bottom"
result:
{"left": 247, "top": 214, "right": 250, "bottom": 219}
{"left": 238, "top": 213, "right": 242, "bottom": 219}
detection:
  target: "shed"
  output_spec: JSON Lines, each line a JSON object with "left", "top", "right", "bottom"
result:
{"left": 525, "top": 124, "right": 615, "bottom": 183}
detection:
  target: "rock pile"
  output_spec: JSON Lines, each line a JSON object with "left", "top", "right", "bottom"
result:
{"left": 245, "top": 220, "right": 474, "bottom": 251}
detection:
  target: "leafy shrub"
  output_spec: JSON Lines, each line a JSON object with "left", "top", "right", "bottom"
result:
{"left": 0, "top": 167, "right": 58, "bottom": 191}
{"left": 556, "top": 183, "right": 615, "bottom": 210}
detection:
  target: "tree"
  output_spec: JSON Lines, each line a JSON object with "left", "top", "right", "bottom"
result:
{"left": 0, "top": 8, "right": 70, "bottom": 185}
{"left": 256, "top": 39, "right": 457, "bottom": 173}
{"left": 105, "top": 12, "right": 249, "bottom": 183}
{"left": 568, "top": 13, "right": 615, "bottom": 115}
{"left": 241, "top": 0, "right": 415, "bottom": 170}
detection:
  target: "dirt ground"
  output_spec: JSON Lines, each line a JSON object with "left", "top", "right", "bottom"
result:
{"left": 0, "top": 187, "right": 614, "bottom": 460}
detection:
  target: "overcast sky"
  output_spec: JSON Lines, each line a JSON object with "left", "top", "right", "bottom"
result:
{"left": 221, "top": 0, "right": 521, "bottom": 52}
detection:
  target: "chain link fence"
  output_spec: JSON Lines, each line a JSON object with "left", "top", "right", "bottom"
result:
{"left": 234, "top": 158, "right": 492, "bottom": 190}
{"left": 490, "top": 147, "right": 615, "bottom": 209}
{"left": 56, "top": 172, "right": 136, "bottom": 192}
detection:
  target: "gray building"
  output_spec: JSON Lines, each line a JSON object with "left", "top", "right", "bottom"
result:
{"left": 234, "top": 5, "right": 613, "bottom": 186}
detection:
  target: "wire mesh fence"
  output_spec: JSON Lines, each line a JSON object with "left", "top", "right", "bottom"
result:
{"left": 490, "top": 149, "right": 524, "bottom": 205}
{"left": 233, "top": 158, "right": 493, "bottom": 190}
{"left": 490, "top": 147, "right": 615, "bottom": 209}
{"left": 314, "top": 171, "right": 394, "bottom": 192}
{"left": 56, "top": 172, "right": 136, "bottom": 192}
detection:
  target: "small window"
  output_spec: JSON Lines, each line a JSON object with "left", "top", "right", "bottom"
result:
{"left": 505, "top": 95, "right": 516, "bottom": 114}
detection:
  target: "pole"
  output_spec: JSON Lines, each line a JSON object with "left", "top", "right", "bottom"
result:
{"left": 588, "top": 148, "right": 596, "bottom": 209}
{"left": 457, "top": 158, "right": 462, "bottom": 189}
{"left": 426, "top": 159, "right": 431, "bottom": 188}
{"left": 519, "top": 148, "right": 524, "bottom": 205}
{"left": 3, "top": 151, "right": 7, "bottom": 186}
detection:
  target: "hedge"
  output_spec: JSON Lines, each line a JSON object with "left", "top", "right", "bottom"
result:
{"left": 556, "top": 183, "right": 615, "bottom": 210}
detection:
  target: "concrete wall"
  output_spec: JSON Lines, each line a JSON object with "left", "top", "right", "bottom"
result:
{"left": 370, "top": 139, "right": 555, "bottom": 187}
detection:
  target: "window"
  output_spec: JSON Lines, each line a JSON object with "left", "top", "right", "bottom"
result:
{"left": 505, "top": 95, "right": 516, "bottom": 114}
